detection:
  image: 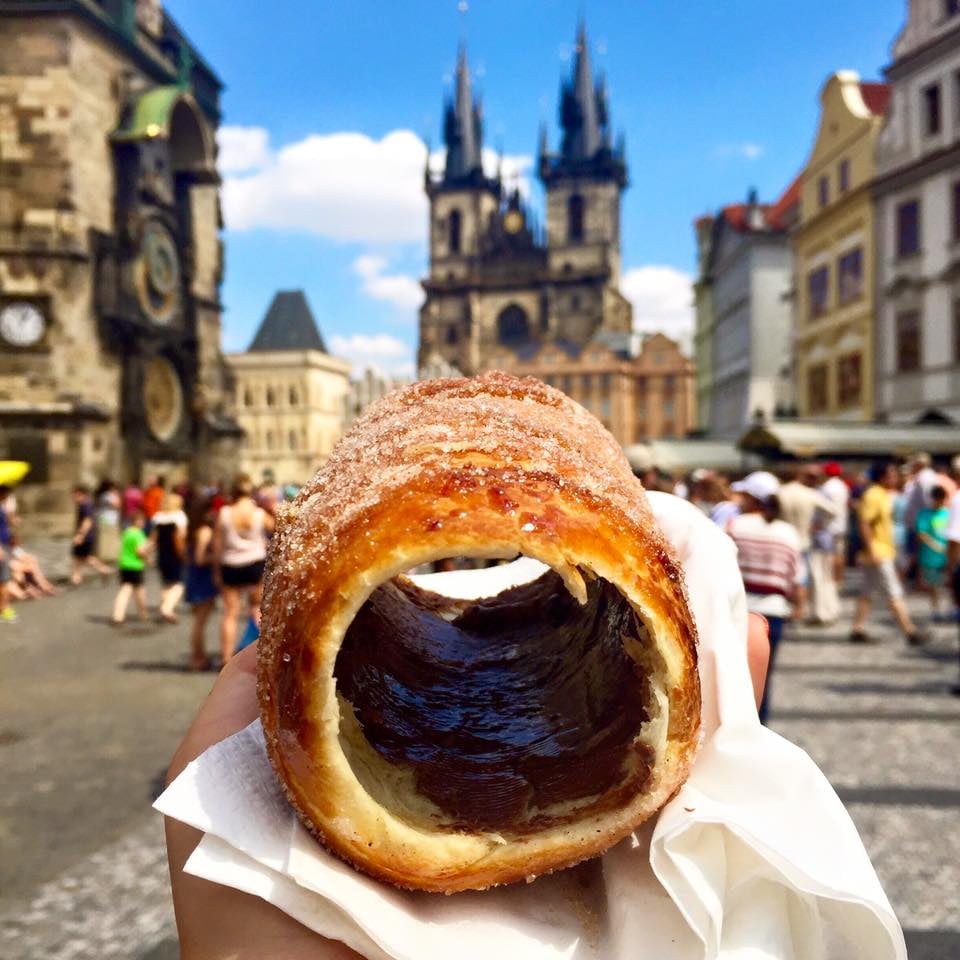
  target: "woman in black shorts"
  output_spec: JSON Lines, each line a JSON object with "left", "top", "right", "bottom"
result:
{"left": 213, "top": 475, "right": 274, "bottom": 664}
{"left": 152, "top": 492, "right": 188, "bottom": 623}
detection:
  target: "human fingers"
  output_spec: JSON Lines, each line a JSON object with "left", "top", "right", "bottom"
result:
{"left": 166, "top": 640, "right": 258, "bottom": 786}
{"left": 746, "top": 612, "right": 770, "bottom": 711}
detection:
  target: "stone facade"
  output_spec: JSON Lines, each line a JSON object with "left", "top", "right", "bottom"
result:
{"left": 225, "top": 291, "right": 350, "bottom": 486}
{"left": 483, "top": 332, "right": 695, "bottom": 444}
{"left": 694, "top": 183, "right": 798, "bottom": 440}
{"left": 418, "top": 26, "right": 640, "bottom": 439}
{"left": 874, "top": 0, "right": 960, "bottom": 423}
{"left": 226, "top": 351, "right": 350, "bottom": 486}
{"left": 793, "top": 72, "right": 890, "bottom": 422}
{"left": 0, "top": 2, "right": 237, "bottom": 533}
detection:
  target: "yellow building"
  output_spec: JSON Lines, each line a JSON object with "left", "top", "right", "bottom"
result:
{"left": 225, "top": 291, "right": 350, "bottom": 485}
{"left": 794, "top": 72, "right": 890, "bottom": 420}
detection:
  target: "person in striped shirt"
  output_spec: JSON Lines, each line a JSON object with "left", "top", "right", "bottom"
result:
{"left": 725, "top": 471, "right": 803, "bottom": 724}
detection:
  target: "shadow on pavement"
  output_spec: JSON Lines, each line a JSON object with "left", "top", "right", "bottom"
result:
{"left": 119, "top": 660, "right": 218, "bottom": 674}
{"left": 904, "top": 928, "right": 960, "bottom": 960}
{"left": 820, "top": 681, "right": 954, "bottom": 697}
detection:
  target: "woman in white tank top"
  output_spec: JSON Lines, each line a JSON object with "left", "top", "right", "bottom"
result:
{"left": 213, "top": 474, "right": 274, "bottom": 664}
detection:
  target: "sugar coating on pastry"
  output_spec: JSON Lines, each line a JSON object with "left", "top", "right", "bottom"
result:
{"left": 258, "top": 372, "right": 701, "bottom": 893}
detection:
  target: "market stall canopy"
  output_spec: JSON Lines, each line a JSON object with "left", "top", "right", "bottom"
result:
{"left": 739, "top": 419, "right": 960, "bottom": 459}
{"left": 0, "top": 461, "right": 30, "bottom": 486}
{"left": 625, "top": 439, "right": 756, "bottom": 474}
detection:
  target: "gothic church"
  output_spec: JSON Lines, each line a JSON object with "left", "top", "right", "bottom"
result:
{"left": 419, "top": 24, "right": 635, "bottom": 377}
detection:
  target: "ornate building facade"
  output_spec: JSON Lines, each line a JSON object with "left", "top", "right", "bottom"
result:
{"left": 874, "top": 0, "right": 960, "bottom": 423}
{"left": 793, "top": 72, "right": 890, "bottom": 422}
{"left": 0, "top": 0, "right": 238, "bottom": 531}
{"left": 417, "top": 26, "right": 679, "bottom": 447}
{"left": 226, "top": 291, "right": 349, "bottom": 486}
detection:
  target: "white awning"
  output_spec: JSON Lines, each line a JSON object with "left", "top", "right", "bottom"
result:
{"left": 625, "top": 439, "right": 757, "bottom": 473}
{"left": 738, "top": 419, "right": 960, "bottom": 458}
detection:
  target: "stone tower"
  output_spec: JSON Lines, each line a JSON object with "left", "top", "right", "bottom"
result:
{"left": 418, "top": 23, "right": 633, "bottom": 378}
{"left": 539, "top": 21, "right": 631, "bottom": 346}
{"left": 0, "top": 0, "right": 240, "bottom": 531}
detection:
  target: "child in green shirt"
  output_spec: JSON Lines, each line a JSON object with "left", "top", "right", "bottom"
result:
{"left": 111, "top": 511, "right": 152, "bottom": 625}
{"left": 916, "top": 486, "right": 950, "bottom": 620}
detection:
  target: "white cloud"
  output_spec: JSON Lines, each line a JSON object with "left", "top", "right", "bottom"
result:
{"left": 352, "top": 255, "right": 423, "bottom": 312}
{"left": 713, "top": 142, "right": 765, "bottom": 161}
{"left": 219, "top": 124, "right": 530, "bottom": 245}
{"left": 329, "top": 333, "right": 415, "bottom": 378}
{"left": 621, "top": 265, "right": 694, "bottom": 351}
{"left": 217, "top": 126, "right": 271, "bottom": 174}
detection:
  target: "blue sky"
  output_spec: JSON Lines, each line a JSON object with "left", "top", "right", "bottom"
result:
{"left": 165, "top": 0, "right": 906, "bottom": 375}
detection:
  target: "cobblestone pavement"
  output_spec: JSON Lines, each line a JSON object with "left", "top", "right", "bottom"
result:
{"left": 1, "top": 570, "right": 958, "bottom": 959}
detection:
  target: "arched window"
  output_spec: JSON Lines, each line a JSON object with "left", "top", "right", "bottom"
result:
{"left": 243, "top": 388, "right": 253, "bottom": 407}
{"left": 266, "top": 430, "right": 274, "bottom": 450}
{"left": 568, "top": 194, "right": 584, "bottom": 243}
{"left": 266, "top": 387, "right": 276, "bottom": 407}
{"left": 288, "top": 430, "right": 298, "bottom": 451}
{"left": 496, "top": 304, "right": 530, "bottom": 346}
{"left": 289, "top": 386, "right": 299, "bottom": 406}
{"left": 448, "top": 208, "right": 462, "bottom": 254}
{"left": 446, "top": 325, "right": 459, "bottom": 345}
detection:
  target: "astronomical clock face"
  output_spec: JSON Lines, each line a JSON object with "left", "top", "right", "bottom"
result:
{"left": 142, "top": 356, "right": 184, "bottom": 442}
{"left": 0, "top": 301, "right": 46, "bottom": 347}
{"left": 135, "top": 220, "right": 181, "bottom": 325}
{"left": 503, "top": 210, "right": 524, "bottom": 235}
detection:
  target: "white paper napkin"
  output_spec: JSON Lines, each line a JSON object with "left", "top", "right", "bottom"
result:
{"left": 156, "top": 492, "right": 907, "bottom": 960}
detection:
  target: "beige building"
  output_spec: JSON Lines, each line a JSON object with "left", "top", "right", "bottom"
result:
{"left": 793, "top": 72, "right": 890, "bottom": 421}
{"left": 344, "top": 367, "right": 412, "bottom": 429}
{"left": 0, "top": 0, "right": 238, "bottom": 532}
{"left": 226, "top": 291, "right": 349, "bottom": 485}
{"left": 483, "top": 332, "right": 695, "bottom": 444}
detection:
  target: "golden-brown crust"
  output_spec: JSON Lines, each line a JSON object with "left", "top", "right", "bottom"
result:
{"left": 257, "top": 372, "right": 700, "bottom": 893}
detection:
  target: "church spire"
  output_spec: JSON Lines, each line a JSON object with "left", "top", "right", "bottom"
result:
{"left": 541, "top": 20, "right": 627, "bottom": 187}
{"left": 443, "top": 44, "right": 484, "bottom": 184}
{"left": 566, "top": 20, "right": 601, "bottom": 160}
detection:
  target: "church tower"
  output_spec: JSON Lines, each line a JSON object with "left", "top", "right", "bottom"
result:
{"left": 539, "top": 22, "right": 631, "bottom": 345}
{"left": 419, "top": 46, "right": 501, "bottom": 375}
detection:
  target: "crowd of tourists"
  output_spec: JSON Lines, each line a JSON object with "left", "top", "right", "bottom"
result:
{"left": 657, "top": 452, "right": 960, "bottom": 716}
{"left": 0, "top": 473, "right": 290, "bottom": 671}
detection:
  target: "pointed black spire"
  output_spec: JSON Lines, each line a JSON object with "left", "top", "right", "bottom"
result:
{"left": 566, "top": 21, "right": 601, "bottom": 160}
{"left": 443, "top": 45, "right": 484, "bottom": 184}
{"left": 541, "top": 22, "right": 627, "bottom": 187}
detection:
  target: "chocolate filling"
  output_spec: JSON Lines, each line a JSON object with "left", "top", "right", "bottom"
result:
{"left": 334, "top": 569, "right": 654, "bottom": 832}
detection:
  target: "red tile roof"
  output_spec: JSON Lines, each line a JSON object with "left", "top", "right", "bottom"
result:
{"left": 860, "top": 81, "right": 891, "bottom": 116}
{"left": 766, "top": 173, "right": 801, "bottom": 230}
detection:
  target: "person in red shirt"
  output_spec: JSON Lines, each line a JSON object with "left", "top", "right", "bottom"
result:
{"left": 142, "top": 476, "right": 166, "bottom": 532}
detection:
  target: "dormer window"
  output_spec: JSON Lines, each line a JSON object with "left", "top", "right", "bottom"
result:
{"left": 448, "top": 209, "right": 462, "bottom": 254}
{"left": 838, "top": 159, "right": 850, "bottom": 193}
{"left": 568, "top": 194, "right": 584, "bottom": 243}
{"left": 818, "top": 176, "right": 829, "bottom": 209}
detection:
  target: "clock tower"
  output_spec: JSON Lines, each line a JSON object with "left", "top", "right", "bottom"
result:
{"left": 0, "top": 1, "right": 240, "bottom": 532}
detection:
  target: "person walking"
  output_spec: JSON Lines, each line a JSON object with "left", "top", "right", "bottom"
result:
{"left": 916, "top": 486, "right": 950, "bottom": 620}
{"left": 184, "top": 495, "right": 218, "bottom": 671}
{"left": 142, "top": 476, "right": 165, "bottom": 533}
{"left": 152, "top": 492, "right": 188, "bottom": 623}
{"left": 94, "top": 479, "right": 121, "bottom": 566}
{"left": 726, "top": 471, "right": 802, "bottom": 723}
{"left": 111, "top": 510, "right": 152, "bottom": 624}
{"left": 0, "top": 485, "right": 17, "bottom": 623}
{"left": 850, "top": 462, "right": 926, "bottom": 646}
{"left": 213, "top": 475, "right": 273, "bottom": 666}
{"left": 777, "top": 465, "right": 839, "bottom": 622}
{"left": 945, "top": 455, "right": 960, "bottom": 695}
{"left": 820, "top": 462, "right": 850, "bottom": 584}
{"left": 70, "top": 486, "right": 111, "bottom": 585}
{"left": 122, "top": 481, "right": 143, "bottom": 527}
